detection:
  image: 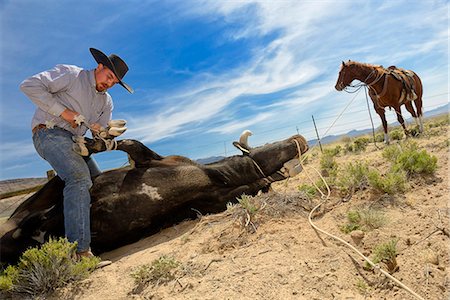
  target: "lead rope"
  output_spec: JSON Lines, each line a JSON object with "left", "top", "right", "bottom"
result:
{"left": 293, "top": 140, "right": 425, "bottom": 300}
{"left": 364, "top": 85, "right": 382, "bottom": 150}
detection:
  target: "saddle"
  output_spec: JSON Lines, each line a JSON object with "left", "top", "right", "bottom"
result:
{"left": 386, "top": 66, "right": 417, "bottom": 104}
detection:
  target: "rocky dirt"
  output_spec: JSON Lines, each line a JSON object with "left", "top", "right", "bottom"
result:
{"left": 3, "top": 116, "right": 450, "bottom": 300}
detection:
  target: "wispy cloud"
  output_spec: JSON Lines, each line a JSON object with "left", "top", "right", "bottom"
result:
{"left": 0, "top": 0, "right": 447, "bottom": 179}
{"left": 0, "top": 141, "right": 36, "bottom": 162}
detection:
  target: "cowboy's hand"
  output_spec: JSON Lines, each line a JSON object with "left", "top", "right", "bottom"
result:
{"left": 61, "top": 109, "right": 80, "bottom": 128}
{"left": 90, "top": 123, "right": 104, "bottom": 135}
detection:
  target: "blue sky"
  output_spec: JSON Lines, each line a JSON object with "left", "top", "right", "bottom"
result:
{"left": 0, "top": 0, "right": 448, "bottom": 180}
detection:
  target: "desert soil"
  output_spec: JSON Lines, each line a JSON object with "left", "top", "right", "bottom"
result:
{"left": 4, "top": 117, "right": 450, "bottom": 300}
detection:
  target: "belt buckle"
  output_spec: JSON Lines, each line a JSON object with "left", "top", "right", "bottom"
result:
{"left": 32, "top": 124, "right": 46, "bottom": 134}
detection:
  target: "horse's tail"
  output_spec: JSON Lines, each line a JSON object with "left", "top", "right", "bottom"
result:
{"left": 411, "top": 71, "right": 423, "bottom": 117}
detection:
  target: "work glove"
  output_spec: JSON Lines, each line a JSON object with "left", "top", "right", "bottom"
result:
{"left": 97, "top": 119, "right": 127, "bottom": 139}
{"left": 72, "top": 136, "right": 89, "bottom": 156}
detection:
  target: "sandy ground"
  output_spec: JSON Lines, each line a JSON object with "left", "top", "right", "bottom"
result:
{"left": 3, "top": 117, "right": 449, "bottom": 300}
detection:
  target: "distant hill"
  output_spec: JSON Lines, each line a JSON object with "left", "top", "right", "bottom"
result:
{"left": 0, "top": 178, "right": 47, "bottom": 194}
{"left": 196, "top": 156, "right": 225, "bottom": 164}
{"left": 198, "top": 103, "right": 449, "bottom": 163}
{"left": 308, "top": 103, "right": 448, "bottom": 146}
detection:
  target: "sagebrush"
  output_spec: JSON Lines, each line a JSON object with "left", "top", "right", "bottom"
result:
{"left": 0, "top": 237, "right": 99, "bottom": 297}
{"left": 130, "top": 255, "right": 180, "bottom": 290}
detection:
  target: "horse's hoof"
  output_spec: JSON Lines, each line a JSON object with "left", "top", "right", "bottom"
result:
{"left": 409, "top": 128, "right": 419, "bottom": 137}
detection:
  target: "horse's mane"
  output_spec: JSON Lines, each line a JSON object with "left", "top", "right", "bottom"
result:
{"left": 344, "top": 60, "right": 383, "bottom": 70}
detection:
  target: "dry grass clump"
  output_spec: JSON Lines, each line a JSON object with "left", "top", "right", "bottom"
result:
{"left": 198, "top": 192, "right": 315, "bottom": 253}
{"left": 365, "top": 239, "right": 399, "bottom": 274}
{"left": 130, "top": 255, "right": 180, "bottom": 293}
{"left": 340, "top": 208, "right": 386, "bottom": 234}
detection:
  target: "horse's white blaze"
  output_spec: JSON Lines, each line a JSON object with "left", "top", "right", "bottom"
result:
{"left": 139, "top": 183, "right": 162, "bottom": 200}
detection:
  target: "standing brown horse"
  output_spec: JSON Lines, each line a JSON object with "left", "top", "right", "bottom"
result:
{"left": 335, "top": 60, "right": 423, "bottom": 144}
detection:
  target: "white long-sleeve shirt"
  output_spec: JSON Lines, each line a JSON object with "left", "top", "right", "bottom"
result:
{"left": 20, "top": 64, "right": 113, "bottom": 136}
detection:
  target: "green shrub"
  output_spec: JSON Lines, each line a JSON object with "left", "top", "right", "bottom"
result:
{"left": 340, "top": 210, "right": 361, "bottom": 233}
{"left": 0, "top": 266, "right": 18, "bottom": 292}
{"left": 228, "top": 194, "right": 263, "bottom": 232}
{"left": 314, "top": 178, "right": 329, "bottom": 193}
{"left": 382, "top": 141, "right": 437, "bottom": 176}
{"left": 394, "top": 148, "right": 438, "bottom": 175}
{"left": 323, "top": 145, "right": 341, "bottom": 157}
{"left": 340, "top": 208, "right": 385, "bottom": 233}
{"left": 320, "top": 152, "right": 338, "bottom": 178}
{"left": 382, "top": 144, "right": 402, "bottom": 162}
{"left": 344, "top": 142, "right": 353, "bottom": 153}
{"left": 375, "top": 133, "right": 385, "bottom": 143}
{"left": 353, "top": 137, "right": 370, "bottom": 152}
{"left": 337, "top": 161, "right": 370, "bottom": 196}
{"left": 131, "top": 255, "right": 179, "bottom": 289}
{"left": 237, "top": 194, "right": 259, "bottom": 216}
{"left": 0, "top": 237, "right": 99, "bottom": 297}
{"left": 368, "top": 169, "right": 407, "bottom": 194}
{"left": 355, "top": 278, "right": 370, "bottom": 295}
{"left": 341, "top": 137, "right": 370, "bottom": 153}
{"left": 359, "top": 209, "right": 386, "bottom": 230}
{"left": 370, "top": 239, "right": 399, "bottom": 273}
{"left": 298, "top": 184, "right": 317, "bottom": 198}
{"left": 389, "top": 130, "right": 404, "bottom": 141}
{"left": 440, "top": 116, "right": 450, "bottom": 126}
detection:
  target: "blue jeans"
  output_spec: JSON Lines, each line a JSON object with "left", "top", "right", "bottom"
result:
{"left": 33, "top": 127, "right": 101, "bottom": 252}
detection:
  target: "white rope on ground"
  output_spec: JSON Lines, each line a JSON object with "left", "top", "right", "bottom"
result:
{"left": 292, "top": 112, "right": 425, "bottom": 300}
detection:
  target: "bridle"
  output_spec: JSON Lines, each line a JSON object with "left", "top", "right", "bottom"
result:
{"left": 339, "top": 66, "right": 384, "bottom": 94}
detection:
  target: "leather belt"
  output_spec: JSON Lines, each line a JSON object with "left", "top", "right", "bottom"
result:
{"left": 32, "top": 124, "right": 47, "bottom": 134}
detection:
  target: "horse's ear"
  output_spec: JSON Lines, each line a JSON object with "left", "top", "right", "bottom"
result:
{"left": 342, "top": 61, "right": 345, "bottom": 67}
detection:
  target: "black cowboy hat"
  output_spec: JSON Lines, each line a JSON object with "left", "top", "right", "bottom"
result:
{"left": 89, "top": 48, "right": 133, "bottom": 93}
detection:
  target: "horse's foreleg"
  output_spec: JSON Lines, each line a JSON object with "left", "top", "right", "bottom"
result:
{"left": 375, "top": 106, "right": 389, "bottom": 144}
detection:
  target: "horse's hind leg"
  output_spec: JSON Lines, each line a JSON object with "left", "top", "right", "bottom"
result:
{"left": 413, "top": 75, "right": 424, "bottom": 132}
{"left": 405, "top": 102, "right": 420, "bottom": 135}
{"left": 394, "top": 105, "right": 410, "bottom": 137}
{"left": 414, "top": 97, "right": 424, "bottom": 133}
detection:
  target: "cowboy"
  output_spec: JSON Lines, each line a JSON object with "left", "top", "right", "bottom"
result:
{"left": 20, "top": 48, "right": 133, "bottom": 259}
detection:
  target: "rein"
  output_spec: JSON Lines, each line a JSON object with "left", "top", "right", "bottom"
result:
{"left": 342, "top": 66, "right": 383, "bottom": 93}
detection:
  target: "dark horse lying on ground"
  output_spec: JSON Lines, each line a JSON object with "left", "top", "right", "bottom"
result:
{"left": 0, "top": 133, "right": 308, "bottom": 264}
{"left": 335, "top": 60, "right": 424, "bottom": 144}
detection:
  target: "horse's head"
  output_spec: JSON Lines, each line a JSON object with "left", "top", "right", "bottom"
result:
{"left": 335, "top": 60, "right": 356, "bottom": 91}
